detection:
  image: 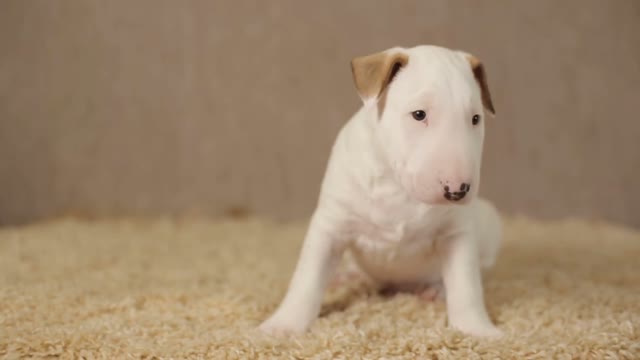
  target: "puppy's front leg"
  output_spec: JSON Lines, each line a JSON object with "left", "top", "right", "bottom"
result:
{"left": 441, "top": 231, "right": 502, "bottom": 337}
{"left": 259, "top": 210, "right": 344, "bottom": 335}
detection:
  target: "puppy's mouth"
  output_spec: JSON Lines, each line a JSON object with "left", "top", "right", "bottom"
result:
{"left": 408, "top": 188, "right": 457, "bottom": 206}
{"left": 444, "top": 191, "right": 467, "bottom": 202}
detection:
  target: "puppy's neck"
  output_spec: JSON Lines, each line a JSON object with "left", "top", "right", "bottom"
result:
{"left": 350, "top": 103, "right": 395, "bottom": 178}
{"left": 332, "top": 104, "right": 414, "bottom": 206}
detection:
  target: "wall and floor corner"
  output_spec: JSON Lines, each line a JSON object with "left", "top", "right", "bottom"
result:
{"left": 1, "top": 0, "right": 639, "bottom": 227}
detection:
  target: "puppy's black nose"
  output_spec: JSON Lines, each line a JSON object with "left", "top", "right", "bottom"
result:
{"left": 443, "top": 183, "right": 470, "bottom": 201}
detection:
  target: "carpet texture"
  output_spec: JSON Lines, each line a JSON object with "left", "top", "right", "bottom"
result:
{"left": 1, "top": 216, "right": 639, "bottom": 359}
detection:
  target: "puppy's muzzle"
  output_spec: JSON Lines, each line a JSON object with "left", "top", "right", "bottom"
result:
{"left": 443, "top": 183, "right": 470, "bottom": 202}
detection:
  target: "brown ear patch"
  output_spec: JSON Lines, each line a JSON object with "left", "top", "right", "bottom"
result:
{"left": 351, "top": 51, "right": 409, "bottom": 100}
{"left": 467, "top": 55, "right": 495, "bottom": 115}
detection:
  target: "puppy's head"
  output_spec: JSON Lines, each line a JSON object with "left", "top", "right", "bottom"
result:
{"left": 351, "top": 45, "right": 495, "bottom": 205}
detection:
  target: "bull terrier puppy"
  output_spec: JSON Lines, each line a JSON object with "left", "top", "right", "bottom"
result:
{"left": 260, "top": 45, "right": 503, "bottom": 337}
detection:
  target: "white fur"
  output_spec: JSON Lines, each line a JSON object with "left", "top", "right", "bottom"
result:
{"left": 259, "top": 45, "right": 503, "bottom": 337}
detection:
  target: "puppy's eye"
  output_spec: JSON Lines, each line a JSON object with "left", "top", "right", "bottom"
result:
{"left": 472, "top": 114, "right": 481, "bottom": 125}
{"left": 411, "top": 110, "right": 427, "bottom": 121}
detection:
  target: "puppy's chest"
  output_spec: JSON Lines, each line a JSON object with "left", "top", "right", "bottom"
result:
{"left": 347, "top": 199, "right": 454, "bottom": 284}
{"left": 349, "top": 184, "right": 450, "bottom": 258}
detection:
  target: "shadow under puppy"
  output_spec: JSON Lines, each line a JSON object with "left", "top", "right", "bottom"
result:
{"left": 260, "top": 45, "right": 503, "bottom": 337}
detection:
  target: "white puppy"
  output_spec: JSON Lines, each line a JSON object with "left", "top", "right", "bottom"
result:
{"left": 260, "top": 45, "right": 502, "bottom": 337}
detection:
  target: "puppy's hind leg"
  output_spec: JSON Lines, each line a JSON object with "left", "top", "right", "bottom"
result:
{"left": 328, "top": 251, "right": 371, "bottom": 290}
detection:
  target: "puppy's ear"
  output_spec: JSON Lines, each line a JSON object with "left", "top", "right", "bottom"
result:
{"left": 351, "top": 49, "right": 408, "bottom": 102}
{"left": 464, "top": 54, "right": 495, "bottom": 115}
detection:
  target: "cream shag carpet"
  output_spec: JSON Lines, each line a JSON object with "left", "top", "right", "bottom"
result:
{"left": 1, "top": 216, "right": 639, "bottom": 359}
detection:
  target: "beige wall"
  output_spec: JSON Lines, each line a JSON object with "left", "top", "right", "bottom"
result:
{"left": 1, "top": 0, "right": 639, "bottom": 227}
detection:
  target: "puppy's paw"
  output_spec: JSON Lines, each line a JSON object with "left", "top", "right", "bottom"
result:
{"left": 416, "top": 283, "right": 445, "bottom": 302}
{"left": 449, "top": 316, "right": 503, "bottom": 338}
{"left": 258, "top": 315, "right": 309, "bottom": 337}
{"left": 470, "top": 325, "right": 503, "bottom": 338}
{"left": 455, "top": 323, "right": 503, "bottom": 338}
